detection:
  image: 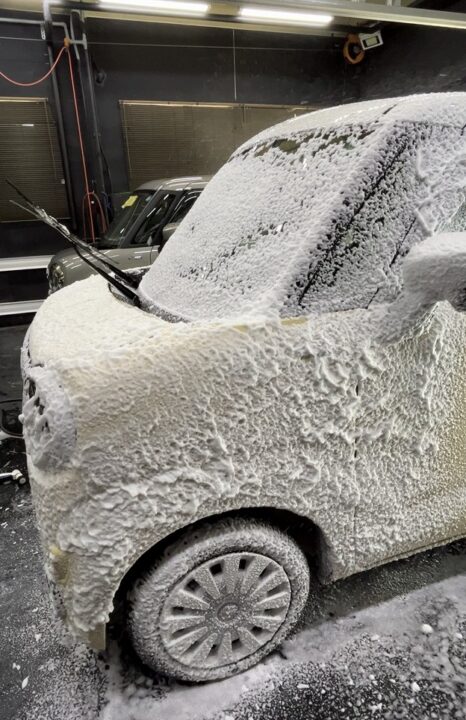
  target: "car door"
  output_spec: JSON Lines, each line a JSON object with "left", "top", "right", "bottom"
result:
{"left": 352, "top": 156, "right": 466, "bottom": 571}
{"left": 353, "top": 300, "right": 466, "bottom": 571}
{"left": 297, "top": 121, "right": 466, "bottom": 575}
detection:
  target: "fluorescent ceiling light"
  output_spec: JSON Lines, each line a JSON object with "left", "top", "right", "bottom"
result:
{"left": 239, "top": 6, "right": 333, "bottom": 26}
{"left": 99, "top": 0, "right": 209, "bottom": 14}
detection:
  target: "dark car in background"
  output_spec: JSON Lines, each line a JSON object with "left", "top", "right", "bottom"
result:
{"left": 47, "top": 175, "right": 210, "bottom": 292}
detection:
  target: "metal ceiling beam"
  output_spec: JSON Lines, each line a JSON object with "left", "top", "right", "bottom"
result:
{"left": 285, "top": 0, "right": 466, "bottom": 29}
{"left": 1, "top": 0, "right": 466, "bottom": 32}
{"left": 60, "top": 0, "right": 466, "bottom": 31}
{"left": 0, "top": 2, "right": 348, "bottom": 36}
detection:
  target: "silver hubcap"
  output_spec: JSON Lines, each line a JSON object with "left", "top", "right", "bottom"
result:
{"left": 160, "top": 552, "right": 291, "bottom": 670}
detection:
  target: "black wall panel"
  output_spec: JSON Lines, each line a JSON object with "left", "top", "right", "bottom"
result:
{"left": 340, "top": 0, "right": 466, "bottom": 103}
{"left": 87, "top": 19, "right": 341, "bottom": 193}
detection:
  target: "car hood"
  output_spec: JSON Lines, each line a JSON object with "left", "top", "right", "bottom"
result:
{"left": 49, "top": 245, "right": 115, "bottom": 268}
{"left": 49, "top": 247, "right": 79, "bottom": 266}
{"left": 27, "top": 275, "right": 168, "bottom": 367}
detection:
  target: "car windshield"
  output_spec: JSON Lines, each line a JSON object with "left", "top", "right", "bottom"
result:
{"left": 139, "top": 124, "right": 385, "bottom": 320}
{"left": 99, "top": 190, "right": 155, "bottom": 248}
{"left": 140, "top": 120, "right": 449, "bottom": 321}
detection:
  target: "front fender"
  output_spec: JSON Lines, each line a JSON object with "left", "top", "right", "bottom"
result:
{"left": 29, "top": 309, "right": 363, "bottom": 643}
{"left": 53, "top": 487, "right": 353, "bottom": 645}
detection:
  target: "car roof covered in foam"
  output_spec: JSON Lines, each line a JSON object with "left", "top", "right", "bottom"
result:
{"left": 236, "top": 93, "right": 466, "bottom": 155}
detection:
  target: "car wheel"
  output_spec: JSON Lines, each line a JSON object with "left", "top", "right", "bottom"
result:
{"left": 127, "top": 518, "right": 310, "bottom": 682}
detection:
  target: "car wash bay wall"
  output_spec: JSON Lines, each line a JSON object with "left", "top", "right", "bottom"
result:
{"left": 85, "top": 19, "right": 347, "bottom": 194}
{"left": 87, "top": 2, "right": 466, "bottom": 197}
{"left": 1, "top": 6, "right": 466, "bottom": 264}
{"left": 0, "top": 14, "right": 73, "bottom": 261}
{"left": 0, "top": 13, "right": 345, "bottom": 262}
{"left": 339, "top": 0, "right": 466, "bottom": 103}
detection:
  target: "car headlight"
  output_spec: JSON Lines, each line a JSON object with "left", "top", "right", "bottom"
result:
{"left": 48, "top": 263, "right": 65, "bottom": 293}
{"left": 23, "top": 366, "right": 76, "bottom": 470}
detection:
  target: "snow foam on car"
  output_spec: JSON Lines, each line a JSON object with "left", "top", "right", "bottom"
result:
{"left": 236, "top": 92, "right": 466, "bottom": 148}
{"left": 24, "top": 94, "right": 466, "bottom": 644}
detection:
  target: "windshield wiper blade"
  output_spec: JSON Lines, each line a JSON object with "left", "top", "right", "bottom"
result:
{"left": 7, "top": 181, "right": 141, "bottom": 306}
{"left": 6, "top": 180, "right": 138, "bottom": 286}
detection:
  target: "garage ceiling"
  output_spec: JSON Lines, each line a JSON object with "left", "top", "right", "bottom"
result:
{"left": 2, "top": 0, "right": 466, "bottom": 35}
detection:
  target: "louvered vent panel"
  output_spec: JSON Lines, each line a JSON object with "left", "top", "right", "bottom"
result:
{"left": 0, "top": 98, "right": 68, "bottom": 222}
{"left": 121, "top": 101, "right": 314, "bottom": 188}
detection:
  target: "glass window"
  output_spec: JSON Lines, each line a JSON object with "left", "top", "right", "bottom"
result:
{"left": 99, "top": 191, "right": 155, "bottom": 248}
{"left": 139, "top": 121, "right": 461, "bottom": 321}
{"left": 1, "top": 98, "right": 68, "bottom": 222}
{"left": 131, "top": 192, "right": 177, "bottom": 245}
{"left": 139, "top": 124, "right": 384, "bottom": 320}
{"left": 170, "top": 193, "right": 199, "bottom": 225}
{"left": 298, "top": 136, "right": 417, "bottom": 312}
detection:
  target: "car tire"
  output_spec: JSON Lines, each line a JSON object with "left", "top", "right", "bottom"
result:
{"left": 127, "top": 517, "right": 310, "bottom": 682}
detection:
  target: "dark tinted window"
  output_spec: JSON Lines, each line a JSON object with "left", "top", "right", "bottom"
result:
{"left": 170, "top": 192, "right": 200, "bottom": 225}
{"left": 131, "top": 192, "right": 177, "bottom": 245}
{"left": 101, "top": 191, "right": 154, "bottom": 248}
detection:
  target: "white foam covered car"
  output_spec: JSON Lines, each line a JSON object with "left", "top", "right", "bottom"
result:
{"left": 23, "top": 93, "right": 466, "bottom": 682}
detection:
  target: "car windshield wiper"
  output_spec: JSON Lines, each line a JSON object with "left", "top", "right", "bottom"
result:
{"left": 7, "top": 180, "right": 141, "bottom": 307}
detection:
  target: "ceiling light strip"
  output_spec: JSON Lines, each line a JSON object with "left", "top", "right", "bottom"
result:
{"left": 99, "top": 0, "right": 209, "bottom": 15}
{"left": 239, "top": 6, "right": 333, "bottom": 26}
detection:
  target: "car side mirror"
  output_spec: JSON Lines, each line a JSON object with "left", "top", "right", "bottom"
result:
{"left": 162, "top": 222, "right": 178, "bottom": 244}
{"left": 403, "top": 232, "right": 466, "bottom": 312}
{"left": 378, "top": 232, "right": 466, "bottom": 343}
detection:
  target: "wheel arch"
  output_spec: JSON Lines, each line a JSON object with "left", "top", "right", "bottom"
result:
{"left": 110, "top": 505, "right": 333, "bottom": 628}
